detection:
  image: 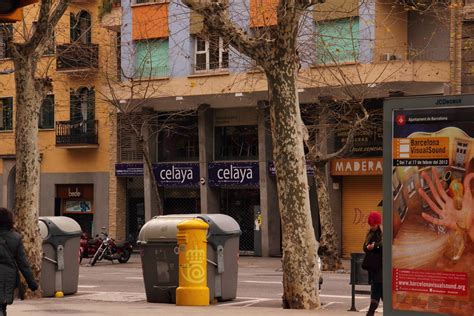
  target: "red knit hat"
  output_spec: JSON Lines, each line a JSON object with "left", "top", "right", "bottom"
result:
{"left": 368, "top": 211, "right": 382, "bottom": 226}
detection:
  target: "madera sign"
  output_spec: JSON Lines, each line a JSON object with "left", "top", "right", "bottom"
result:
{"left": 208, "top": 162, "right": 259, "bottom": 186}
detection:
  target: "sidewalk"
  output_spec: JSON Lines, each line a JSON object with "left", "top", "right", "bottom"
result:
{"left": 9, "top": 298, "right": 364, "bottom": 316}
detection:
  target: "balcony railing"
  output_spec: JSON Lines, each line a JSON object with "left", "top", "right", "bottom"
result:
{"left": 56, "top": 43, "right": 99, "bottom": 72}
{"left": 56, "top": 120, "right": 99, "bottom": 147}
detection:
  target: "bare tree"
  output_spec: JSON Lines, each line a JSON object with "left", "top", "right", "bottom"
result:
{"left": 182, "top": 0, "right": 322, "bottom": 309}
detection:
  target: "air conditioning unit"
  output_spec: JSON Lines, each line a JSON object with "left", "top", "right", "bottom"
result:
{"left": 380, "top": 53, "right": 402, "bottom": 62}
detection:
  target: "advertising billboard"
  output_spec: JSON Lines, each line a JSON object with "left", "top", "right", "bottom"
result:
{"left": 384, "top": 96, "right": 474, "bottom": 316}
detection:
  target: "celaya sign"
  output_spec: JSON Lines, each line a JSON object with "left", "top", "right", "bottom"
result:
{"left": 153, "top": 163, "right": 199, "bottom": 187}
{"left": 330, "top": 158, "right": 383, "bottom": 176}
{"left": 208, "top": 162, "right": 259, "bottom": 186}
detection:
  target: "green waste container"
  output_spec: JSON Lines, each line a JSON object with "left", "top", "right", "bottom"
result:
{"left": 39, "top": 216, "right": 82, "bottom": 297}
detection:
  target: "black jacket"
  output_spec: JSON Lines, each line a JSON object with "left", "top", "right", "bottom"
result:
{"left": 363, "top": 227, "right": 383, "bottom": 284}
{"left": 0, "top": 229, "right": 38, "bottom": 305}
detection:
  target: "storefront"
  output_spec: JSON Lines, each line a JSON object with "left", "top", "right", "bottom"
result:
{"left": 331, "top": 157, "right": 383, "bottom": 258}
{"left": 56, "top": 184, "right": 94, "bottom": 234}
{"left": 209, "top": 162, "right": 260, "bottom": 254}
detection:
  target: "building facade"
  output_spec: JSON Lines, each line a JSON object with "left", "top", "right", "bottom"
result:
{"left": 0, "top": 0, "right": 116, "bottom": 236}
{"left": 102, "top": 0, "right": 455, "bottom": 257}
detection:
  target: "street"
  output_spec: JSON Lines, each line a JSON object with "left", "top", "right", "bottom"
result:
{"left": 71, "top": 254, "right": 380, "bottom": 313}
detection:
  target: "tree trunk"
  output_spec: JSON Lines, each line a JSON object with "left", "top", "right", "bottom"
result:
{"left": 12, "top": 55, "right": 44, "bottom": 297}
{"left": 266, "top": 64, "right": 320, "bottom": 309}
{"left": 141, "top": 137, "right": 163, "bottom": 215}
{"left": 314, "top": 163, "right": 342, "bottom": 271}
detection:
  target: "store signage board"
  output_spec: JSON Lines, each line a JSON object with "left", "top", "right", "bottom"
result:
{"left": 383, "top": 95, "right": 474, "bottom": 316}
{"left": 268, "top": 161, "right": 315, "bottom": 176}
{"left": 153, "top": 163, "right": 200, "bottom": 187}
{"left": 208, "top": 162, "right": 259, "bottom": 187}
{"left": 115, "top": 163, "right": 144, "bottom": 177}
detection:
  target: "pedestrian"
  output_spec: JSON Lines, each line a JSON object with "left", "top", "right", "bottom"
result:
{"left": 362, "top": 211, "right": 383, "bottom": 316}
{"left": 0, "top": 207, "right": 38, "bottom": 316}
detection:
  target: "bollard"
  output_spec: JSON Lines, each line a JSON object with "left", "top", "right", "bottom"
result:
{"left": 176, "top": 219, "right": 210, "bottom": 306}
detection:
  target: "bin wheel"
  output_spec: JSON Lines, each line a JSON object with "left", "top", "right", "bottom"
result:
{"left": 91, "top": 249, "right": 102, "bottom": 266}
{"left": 118, "top": 249, "right": 131, "bottom": 263}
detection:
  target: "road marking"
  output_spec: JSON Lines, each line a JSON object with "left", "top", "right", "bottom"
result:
{"left": 321, "top": 302, "right": 342, "bottom": 309}
{"left": 125, "top": 277, "right": 143, "bottom": 280}
{"left": 240, "top": 281, "right": 281, "bottom": 284}
{"left": 321, "top": 294, "right": 369, "bottom": 300}
{"left": 78, "top": 285, "right": 99, "bottom": 288}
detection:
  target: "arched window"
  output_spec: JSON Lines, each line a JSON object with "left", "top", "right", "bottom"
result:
{"left": 70, "top": 10, "right": 92, "bottom": 44}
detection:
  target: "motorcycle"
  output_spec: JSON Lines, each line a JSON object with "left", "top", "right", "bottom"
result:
{"left": 80, "top": 231, "right": 132, "bottom": 265}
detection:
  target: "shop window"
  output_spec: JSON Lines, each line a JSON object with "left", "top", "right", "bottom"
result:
{"left": 215, "top": 125, "right": 259, "bottom": 161}
{"left": 39, "top": 95, "right": 55, "bottom": 129}
{"left": 0, "top": 97, "right": 13, "bottom": 131}
{"left": 0, "top": 25, "right": 13, "bottom": 59}
{"left": 316, "top": 17, "right": 359, "bottom": 65}
{"left": 194, "top": 35, "right": 229, "bottom": 72}
{"left": 70, "top": 10, "right": 92, "bottom": 44}
{"left": 158, "top": 116, "right": 198, "bottom": 162}
{"left": 134, "top": 39, "right": 169, "bottom": 78}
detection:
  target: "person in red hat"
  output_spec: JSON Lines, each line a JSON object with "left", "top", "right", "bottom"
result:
{"left": 362, "top": 211, "right": 383, "bottom": 316}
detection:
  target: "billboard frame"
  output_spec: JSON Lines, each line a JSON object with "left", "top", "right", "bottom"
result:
{"left": 383, "top": 94, "right": 474, "bottom": 316}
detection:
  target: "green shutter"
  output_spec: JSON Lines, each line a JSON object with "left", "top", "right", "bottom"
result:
{"left": 4, "top": 97, "right": 12, "bottom": 130}
{"left": 70, "top": 13, "right": 78, "bottom": 42}
{"left": 39, "top": 95, "right": 54, "bottom": 129}
{"left": 87, "top": 87, "right": 95, "bottom": 121}
{"left": 316, "top": 17, "right": 359, "bottom": 64}
{"left": 134, "top": 39, "right": 169, "bottom": 78}
{"left": 70, "top": 89, "right": 80, "bottom": 122}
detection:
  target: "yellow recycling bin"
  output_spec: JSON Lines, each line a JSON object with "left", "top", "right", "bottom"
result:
{"left": 176, "top": 219, "right": 210, "bottom": 306}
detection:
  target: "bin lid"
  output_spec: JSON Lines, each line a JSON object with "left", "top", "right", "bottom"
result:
{"left": 38, "top": 216, "right": 82, "bottom": 240}
{"left": 198, "top": 214, "right": 241, "bottom": 236}
{"left": 137, "top": 214, "right": 199, "bottom": 242}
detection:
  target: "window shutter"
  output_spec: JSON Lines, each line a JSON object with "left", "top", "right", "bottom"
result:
{"left": 70, "top": 13, "right": 78, "bottom": 42}
{"left": 70, "top": 89, "right": 80, "bottom": 122}
{"left": 4, "top": 97, "right": 12, "bottom": 130}
{"left": 87, "top": 87, "right": 95, "bottom": 120}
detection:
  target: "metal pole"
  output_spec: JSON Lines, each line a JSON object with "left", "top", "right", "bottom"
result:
{"left": 348, "top": 253, "right": 357, "bottom": 312}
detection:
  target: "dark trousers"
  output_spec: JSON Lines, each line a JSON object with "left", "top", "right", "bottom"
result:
{"left": 371, "top": 282, "right": 383, "bottom": 302}
{"left": 0, "top": 303, "right": 6, "bottom": 316}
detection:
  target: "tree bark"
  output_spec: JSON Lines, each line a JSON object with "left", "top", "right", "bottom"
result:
{"left": 12, "top": 55, "right": 45, "bottom": 298}
{"left": 266, "top": 64, "right": 320, "bottom": 309}
{"left": 314, "top": 163, "right": 342, "bottom": 271}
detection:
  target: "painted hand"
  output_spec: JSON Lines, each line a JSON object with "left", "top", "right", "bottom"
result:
{"left": 418, "top": 168, "right": 474, "bottom": 241}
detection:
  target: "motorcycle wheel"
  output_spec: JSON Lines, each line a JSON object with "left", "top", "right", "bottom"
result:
{"left": 91, "top": 248, "right": 103, "bottom": 266}
{"left": 118, "top": 249, "right": 131, "bottom": 263}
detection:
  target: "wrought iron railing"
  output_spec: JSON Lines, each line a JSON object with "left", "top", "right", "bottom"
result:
{"left": 56, "top": 43, "right": 99, "bottom": 72}
{"left": 56, "top": 120, "right": 98, "bottom": 146}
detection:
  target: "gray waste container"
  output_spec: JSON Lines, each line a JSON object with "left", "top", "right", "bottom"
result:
{"left": 39, "top": 216, "right": 82, "bottom": 297}
{"left": 137, "top": 214, "right": 241, "bottom": 303}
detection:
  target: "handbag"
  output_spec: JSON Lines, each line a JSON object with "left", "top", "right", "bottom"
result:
{"left": 362, "top": 250, "right": 382, "bottom": 271}
{"left": 0, "top": 237, "right": 26, "bottom": 300}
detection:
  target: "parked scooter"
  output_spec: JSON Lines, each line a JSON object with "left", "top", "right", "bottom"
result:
{"left": 80, "top": 230, "right": 132, "bottom": 265}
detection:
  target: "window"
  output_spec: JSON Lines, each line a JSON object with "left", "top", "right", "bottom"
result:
{"left": 33, "top": 22, "right": 55, "bottom": 55}
{"left": 134, "top": 39, "right": 169, "bottom": 78}
{"left": 194, "top": 36, "right": 229, "bottom": 72}
{"left": 70, "top": 10, "right": 92, "bottom": 44}
{"left": 70, "top": 88, "right": 95, "bottom": 122}
{"left": 0, "top": 25, "right": 13, "bottom": 59}
{"left": 39, "top": 95, "right": 55, "bottom": 129}
{"left": 316, "top": 17, "right": 359, "bottom": 64}
{"left": 158, "top": 116, "right": 198, "bottom": 162}
{"left": 0, "top": 97, "right": 13, "bottom": 131}
{"left": 215, "top": 125, "right": 258, "bottom": 160}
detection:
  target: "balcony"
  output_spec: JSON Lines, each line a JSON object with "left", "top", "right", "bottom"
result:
{"left": 56, "top": 120, "right": 99, "bottom": 148}
{"left": 56, "top": 43, "right": 99, "bottom": 73}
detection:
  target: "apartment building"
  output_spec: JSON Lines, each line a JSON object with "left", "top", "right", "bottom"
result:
{"left": 0, "top": 0, "right": 116, "bottom": 236}
{"left": 104, "top": 0, "right": 452, "bottom": 257}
